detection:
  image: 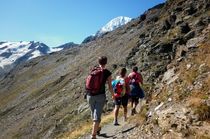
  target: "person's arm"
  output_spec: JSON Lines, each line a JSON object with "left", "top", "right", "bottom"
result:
{"left": 107, "top": 75, "right": 115, "bottom": 99}
{"left": 125, "top": 77, "right": 131, "bottom": 94}
{"left": 139, "top": 73, "right": 143, "bottom": 85}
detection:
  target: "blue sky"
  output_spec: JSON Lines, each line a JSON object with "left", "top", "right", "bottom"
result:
{"left": 0, "top": 0, "right": 165, "bottom": 47}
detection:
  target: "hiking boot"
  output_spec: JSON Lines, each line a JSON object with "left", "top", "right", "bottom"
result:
{"left": 131, "top": 108, "right": 137, "bottom": 115}
{"left": 134, "top": 109, "right": 137, "bottom": 114}
{"left": 131, "top": 109, "right": 135, "bottom": 115}
{"left": 114, "top": 122, "right": 120, "bottom": 126}
{"left": 113, "top": 120, "right": 120, "bottom": 126}
{"left": 91, "top": 135, "right": 96, "bottom": 139}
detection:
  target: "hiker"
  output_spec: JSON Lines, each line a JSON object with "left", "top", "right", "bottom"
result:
{"left": 128, "top": 66, "right": 144, "bottom": 115}
{"left": 112, "top": 67, "right": 130, "bottom": 125}
{"left": 86, "top": 56, "right": 115, "bottom": 139}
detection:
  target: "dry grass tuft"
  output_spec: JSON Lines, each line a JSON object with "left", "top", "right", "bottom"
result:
{"left": 195, "top": 103, "right": 210, "bottom": 121}
{"left": 59, "top": 112, "right": 115, "bottom": 139}
{"left": 128, "top": 104, "right": 148, "bottom": 125}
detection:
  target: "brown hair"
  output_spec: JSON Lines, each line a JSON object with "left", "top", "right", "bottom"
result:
{"left": 98, "top": 56, "right": 107, "bottom": 65}
{"left": 133, "top": 66, "right": 138, "bottom": 72}
{"left": 120, "top": 67, "right": 127, "bottom": 77}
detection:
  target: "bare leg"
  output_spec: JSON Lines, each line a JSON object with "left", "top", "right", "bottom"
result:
{"left": 131, "top": 99, "right": 136, "bottom": 115}
{"left": 134, "top": 100, "right": 139, "bottom": 114}
{"left": 92, "top": 121, "right": 100, "bottom": 138}
{"left": 123, "top": 105, "right": 127, "bottom": 121}
{"left": 114, "top": 105, "right": 120, "bottom": 124}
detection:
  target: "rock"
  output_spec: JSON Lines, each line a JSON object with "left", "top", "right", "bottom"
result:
{"left": 162, "top": 20, "right": 171, "bottom": 30}
{"left": 175, "top": 18, "right": 183, "bottom": 25}
{"left": 154, "top": 102, "right": 164, "bottom": 112}
{"left": 176, "top": 57, "right": 183, "bottom": 62}
{"left": 157, "top": 105, "right": 190, "bottom": 132}
{"left": 199, "top": 63, "right": 206, "bottom": 71}
{"left": 140, "top": 14, "right": 146, "bottom": 21}
{"left": 186, "top": 64, "right": 192, "bottom": 70}
{"left": 180, "top": 23, "right": 191, "bottom": 34}
{"left": 152, "top": 42, "right": 173, "bottom": 54}
{"left": 185, "top": 6, "right": 197, "bottom": 15}
{"left": 174, "top": 6, "right": 183, "bottom": 12}
{"left": 139, "top": 33, "right": 145, "bottom": 38}
{"left": 183, "top": 15, "right": 192, "bottom": 21}
{"left": 169, "top": 14, "right": 177, "bottom": 24}
{"left": 162, "top": 68, "right": 176, "bottom": 82}
{"left": 148, "top": 111, "right": 152, "bottom": 117}
{"left": 180, "top": 49, "right": 187, "bottom": 57}
{"left": 168, "top": 98, "right": 172, "bottom": 102}
{"left": 186, "top": 37, "right": 204, "bottom": 48}
{"left": 184, "top": 30, "right": 195, "bottom": 41}
{"left": 195, "top": 19, "right": 205, "bottom": 27}
{"left": 77, "top": 102, "right": 89, "bottom": 113}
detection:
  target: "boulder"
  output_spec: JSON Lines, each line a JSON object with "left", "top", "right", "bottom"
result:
{"left": 185, "top": 6, "right": 197, "bottom": 15}
{"left": 184, "top": 30, "right": 195, "bottom": 41}
{"left": 153, "top": 42, "right": 173, "bottom": 54}
{"left": 180, "top": 23, "right": 191, "bottom": 34}
{"left": 186, "top": 37, "right": 204, "bottom": 48}
{"left": 162, "top": 20, "right": 171, "bottom": 30}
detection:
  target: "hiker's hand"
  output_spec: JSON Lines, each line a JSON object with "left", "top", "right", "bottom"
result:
{"left": 112, "top": 94, "right": 115, "bottom": 100}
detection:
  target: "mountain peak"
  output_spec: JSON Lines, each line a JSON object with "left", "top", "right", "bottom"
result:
{"left": 82, "top": 16, "right": 132, "bottom": 43}
{"left": 96, "top": 16, "right": 132, "bottom": 36}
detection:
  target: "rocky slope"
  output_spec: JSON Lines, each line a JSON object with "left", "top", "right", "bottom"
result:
{"left": 0, "top": 0, "right": 209, "bottom": 138}
{"left": 113, "top": 24, "right": 210, "bottom": 139}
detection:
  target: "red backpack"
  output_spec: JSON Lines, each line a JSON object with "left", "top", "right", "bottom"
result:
{"left": 112, "top": 78, "right": 125, "bottom": 98}
{"left": 85, "top": 67, "right": 104, "bottom": 93}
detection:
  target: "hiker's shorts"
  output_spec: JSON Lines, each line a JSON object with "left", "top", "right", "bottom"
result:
{"left": 130, "top": 96, "right": 139, "bottom": 104}
{"left": 114, "top": 94, "right": 129, "bottom": 106}
{"left": 87, "top": 94, "right": 106, "bottom": 122}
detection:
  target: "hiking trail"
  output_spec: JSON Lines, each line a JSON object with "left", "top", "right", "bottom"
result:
{"left": 79, "top": 101, "right": 145, "bottom": 139}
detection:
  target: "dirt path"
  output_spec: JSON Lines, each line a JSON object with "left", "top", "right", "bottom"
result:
{"left": 79, "top": 117, "right": 136, "bottom": 139}
{"left": 79, "top": 100, "right": 145, "bottom": 139}
{"left": 79, "top": 100, "right": 146, "bottom": 139}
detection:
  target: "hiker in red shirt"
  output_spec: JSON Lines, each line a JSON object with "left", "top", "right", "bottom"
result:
{"left": 128, "top": 66, "right": 144, "bottom": 115}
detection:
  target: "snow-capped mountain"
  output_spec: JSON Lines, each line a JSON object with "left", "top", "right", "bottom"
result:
{"left": 96, "top": 16, "right": 132, "bottom": 36}
{"left": 0, "top": 41, "right": 79, "bottom": 77}
{"left": 0, "top": 41, "right": 51, "bottom": 77}
{"left": 82, "top": 16, "right": 132, "bottom": 43}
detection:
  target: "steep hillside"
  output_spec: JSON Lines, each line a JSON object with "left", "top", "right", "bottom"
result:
{"left": 0, "top": 0, "right": 209, "bottom": 138}
{"left": 113, "top": 24, "right": 210, "bottom": 139}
